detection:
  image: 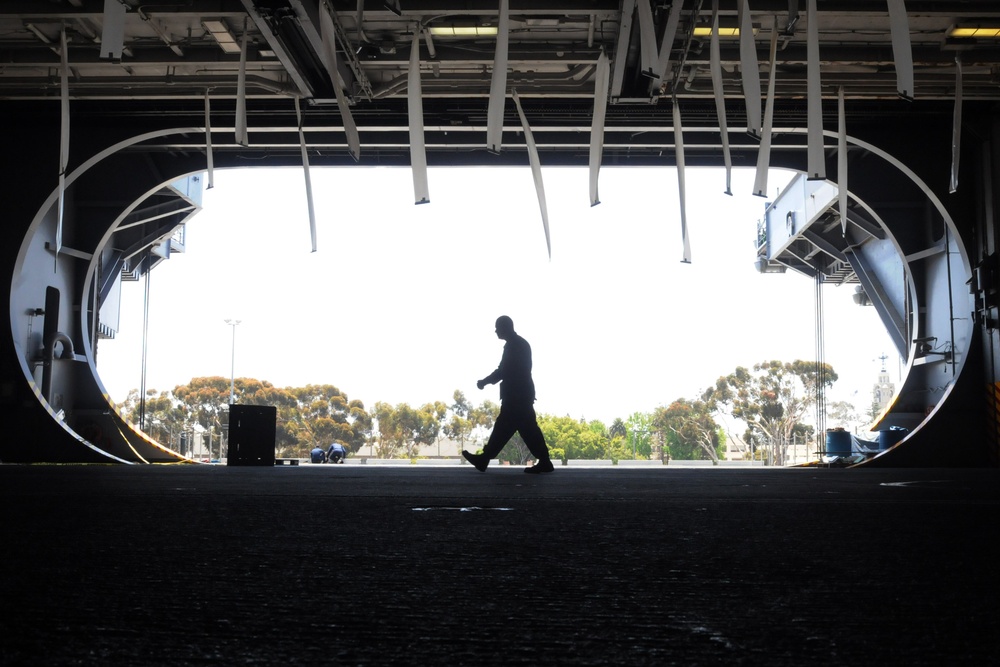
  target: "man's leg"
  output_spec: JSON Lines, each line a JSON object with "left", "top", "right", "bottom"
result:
{"left": 519, "top": 419, "right": 550, "bottom": 462}
{"left": 481, "top": 404, "right": 518, "bottom": 459}
{"left": 511, "top": 403, "right": 551, "bottom": 462}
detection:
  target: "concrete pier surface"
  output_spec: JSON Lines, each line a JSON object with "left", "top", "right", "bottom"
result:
{"left": 2, "top": 465, "right": 998, "bottom": 665}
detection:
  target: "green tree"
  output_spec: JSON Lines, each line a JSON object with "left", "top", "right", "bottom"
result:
{"left": 371, "top": 401, "right": 405, "bottom": 458}
{"left": 588, "top": 419, "right": 607, "bottom": 439}
{"left": 172, "top": 376, "right": 231, "bottom": 432}
{"left": 117, "top": 388, "right": 187, "bottom": 448}
{"left": 414, "top": 402, "right": 446, "bottom": 457}
{"left": 468, "top": 399, "right": 499, "bottom": 449}
{"left": 170, "top": 376, "right": 234, "bottom": 452}
{"left": 119, "top": 377, "right": 373, "bottom": 460}
{"left": 371, "top": 402, "right": 442, "bottom": 458}
{"left": 421, "top": 400, "right": 449, "bottom": 456}
{"left": 537, "top": 414, "right": 604, "bottom": 461}
{"left": 828, "top": 399, "right": 864, "bottom": 433}
{"left": 286, "top": 384, "right": 370, "bottom": 455}
{"left": 624, "top": 412, "right": 652, "bottom": 460}
{"left": 443, "top": 390, "right": 476, "bottom": 452}
{"left": 653, "top": 398, "right": 723, "bottom": 462}
{"left": 608, "top": 418, "right": 627, "bottom": 440}
{"left": 704, "top": 360, "right": 837, "bottom": 466}
{"left": 602, "top": 417, "right": 630, "bottom": 461}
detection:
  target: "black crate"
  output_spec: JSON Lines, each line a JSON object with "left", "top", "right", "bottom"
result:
{"left": 227, "top": 404, "right": 276, "bottom": 466}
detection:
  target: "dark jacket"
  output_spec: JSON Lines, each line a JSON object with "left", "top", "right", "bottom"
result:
{"left": 483, "top": 333, "right": 536, "bottom": 403}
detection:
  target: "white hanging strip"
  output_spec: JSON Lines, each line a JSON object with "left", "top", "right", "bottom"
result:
{"left": 610, "top": 0, "right": 636, "bottom": 99}
{"left": 486, "top": 0, "right": 510, "bottom": 154}
{"left": 235, "top": 18, "right": 249, "bottom": 147}
{"left": 654, "top": 1, "right": 684, "bottom": 83}
{"left": 710, "top": 0, "right": 732, "bottom": 195}
{"left": 56, "top": 29, "right": 70, "bottom": 262}
{"left": 319, "top": 3, "right": 360, "bottom": 161}
{"left": 887, "top": 0, "right": 914, "bottom": 101}
{"left": 806, "top": 0, "right": 825, "bottom": 180}
{"left": 99, "top": 0, "right": 126, "bottom": 60}
{"left": 753, "top": 22, "right": 778, "bottom": 197}
{"left": 838, "top": 86, "right": 848, "bottom": 235}
{"left": 673, "top": 98, "right": 691, "bottom": 264}
{"left": 204, "top": 92, "right": 215, "bottom": 189}
{"left": 408, "top": 33, "right": 429, "bottom": 204}
{"left": 737, "top": 0, "right": 761, "bottom": 138}
{"left": 636, "top": 0, "right": 659, "bottom": 80}
{"left": 295, "top": 98, "right": 318, "bottom": 253}
{"left": 513, "top": 90, "right": 551, "bottom": 260}
{"left": 950, "top": 56, "right": 963, "bottom": 194}
{"left": 589, "top": 50, "right": 610, "bottom": 207}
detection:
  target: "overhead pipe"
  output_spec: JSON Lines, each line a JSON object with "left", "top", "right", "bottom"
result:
{"left": 370, "top": 63, "right": 598, "bottom": 99}
{"left": 0, "top": 75, "right": 300, "bottom": 98}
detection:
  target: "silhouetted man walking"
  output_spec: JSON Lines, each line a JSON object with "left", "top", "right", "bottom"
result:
{"left": 463, "top": 316, "right": 554, "bottom": 473}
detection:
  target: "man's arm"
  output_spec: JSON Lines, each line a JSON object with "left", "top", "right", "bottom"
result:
{"left": 477, "top": 368, "right": 501, "bottom": 390}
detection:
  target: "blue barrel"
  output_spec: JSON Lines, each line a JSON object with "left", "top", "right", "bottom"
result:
{"left": 878, "top": 427, "right": 907, "bottom": 451}
{"left": 825, "top": 429, "right": 852, "bottom": 456}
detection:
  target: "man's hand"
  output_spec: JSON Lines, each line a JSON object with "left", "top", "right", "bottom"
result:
{"left": 477, "top": 379, "right": 486, "bottom": 390}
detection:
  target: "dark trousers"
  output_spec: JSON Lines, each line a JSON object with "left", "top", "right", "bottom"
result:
{"left": 483, "top": 401, "right": 550, "bottom": 461}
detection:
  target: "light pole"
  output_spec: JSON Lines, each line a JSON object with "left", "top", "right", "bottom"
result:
{"left": 225, "top": 319, "right": 241, "bottom": 404}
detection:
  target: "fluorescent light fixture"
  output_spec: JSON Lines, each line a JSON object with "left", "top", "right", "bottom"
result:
{"left": 203, "top": 19, "right": 241, "bottom": 54}
{"left": 693, "top": 26, "right": 757, "bottom": 37}
{"left": 428, "top": 25, "right": 498, "bottom": 37}
{"left": 949, "top": 26, "right": 1000, "bottom": 39}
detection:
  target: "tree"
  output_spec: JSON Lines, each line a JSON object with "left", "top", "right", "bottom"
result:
{"left": 704, "top": 360, "right": 838, "bottom": 466}
{"left": 170, "top": 376, "right": 234, "bottom": 453}
{"left": 415, "top": 402, "right": 446, "bottom": 457}
{"left": 537, "top": 414, "right": 604, "bottom": 461}
{"left": 624, "top": 412, "right": 652, "bottom": 460}
{"left": 443, "top": 390, "right": 477, "bottom": 452}
{"left": 370, "top": 402, "right": 442, "bottom": 458}
{"left": 117, "top": 388, "right": 187, "bottom": 448}
{"left": 828, "top": 400, "right": 865, "bottom": 433}
{"left": 653, "top": 399, "right": 722, "bottom": 462}
{"left": 601, "top": 417, "right": 630, "bottom": 461}
{"left": 608, "top": 418, "right": 627, "bottom": 440}
{"left": 495, "top": 432, "right": 532, "bottom": 465}
{"left": 286, "top": 384, "right": 370, "bottom": 454}
{"left": 371, "top": 401, "right": 405, "bottom": 458}
{"left": 868, "top": 396, "right": 884, "bottom": 424}
{"left": 172, "top": 376, "right": 231, "bottom": 433}
{"left": 118, "top": 377, "right": 373, "bottom": 460}
{"left": 419, "top": 400, "right": 449, "bottom": 455}
{"left": 468, "top": 399, "right": 498, "bottom": 448}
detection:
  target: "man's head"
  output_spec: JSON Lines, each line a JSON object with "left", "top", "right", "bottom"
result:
{"left": 495, "top": 315, "right": 515, "bottom": 340}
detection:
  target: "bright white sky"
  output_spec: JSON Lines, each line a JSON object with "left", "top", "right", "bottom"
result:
{"left": 96, "top": 165, "right": 899, "bottom": 426}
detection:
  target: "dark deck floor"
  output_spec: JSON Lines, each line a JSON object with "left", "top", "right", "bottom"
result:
{"left": 2, "top": 464, "right": 998, "bottom": 665}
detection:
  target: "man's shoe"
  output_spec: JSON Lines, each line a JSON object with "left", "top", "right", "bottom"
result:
{"left": 524, "top": 459, "right": 554, "bottom": 474}
{"left": 462, "top": 450, "right": 489, "bottom": 472}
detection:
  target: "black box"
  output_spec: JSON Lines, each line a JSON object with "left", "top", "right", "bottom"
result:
{"left": 227, "top": 404, "right": 276, "bottom": 466}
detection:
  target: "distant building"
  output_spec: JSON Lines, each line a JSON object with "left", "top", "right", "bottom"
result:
{"left": 873, "top": 354, "right": 896, "bottom": 412}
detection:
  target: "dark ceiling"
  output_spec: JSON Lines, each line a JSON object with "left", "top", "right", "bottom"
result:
{"left": 2, "top": 1, "right": 999, "bottom": 166}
